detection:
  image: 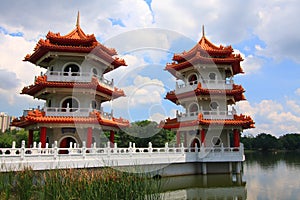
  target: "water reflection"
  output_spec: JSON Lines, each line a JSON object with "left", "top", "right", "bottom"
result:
{"left": 159, "top": 152, "right": 300, "bottom": 200}
{"left": 160, "top": 174, "right": 246, "bottom": 200}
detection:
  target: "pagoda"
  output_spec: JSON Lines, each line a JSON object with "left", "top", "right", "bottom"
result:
{"left": 12, "top": 13, "right": 129, "bottom": 149}
{"left": 161, "top": 27, "right": 254, "bottom": 150}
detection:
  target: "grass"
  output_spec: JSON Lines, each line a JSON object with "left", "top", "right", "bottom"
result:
{"left": 0, "top": 168, "right": 162, "bottom": 200}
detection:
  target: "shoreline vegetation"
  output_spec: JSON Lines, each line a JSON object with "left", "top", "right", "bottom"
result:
{"left": 0, "top": 167, "right": 162, "bottom": 200}
{"left": 241, "top": 133, "right": 300, "bottom": 151}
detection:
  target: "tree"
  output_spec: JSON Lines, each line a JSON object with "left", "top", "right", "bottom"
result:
{"left": 279, "top": 133, "right": 300, "bottom": 150}
{"left": 253, "top": 133, "right": 282, "bottom": 151}
{"left": 112, "top": 120, "right": 175, "bottom": 147}
{"left": 241, "top": 135, "right": 255, "bottom": 150}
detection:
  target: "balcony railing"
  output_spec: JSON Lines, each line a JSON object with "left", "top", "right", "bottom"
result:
{"left": 44, "top": 107, "right": 93, "bottom": 117}
{"left": 44, "top": 107, "right": 113, "bottom": 119}
{"left": 45, "top": 71, "right": 114, "bottom": 89}
{"left": 175, "top": 79, "right": 233, "bottom": 94}
{"left": 177, "top": 109, "right": 235, "bottom": 121}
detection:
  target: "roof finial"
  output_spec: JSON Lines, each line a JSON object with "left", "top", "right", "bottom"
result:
{"left": 202, "top": 25, "right": 205, "bottom": 37}
{"left": 76, "top": 11, "right": 80, "bottom": 28}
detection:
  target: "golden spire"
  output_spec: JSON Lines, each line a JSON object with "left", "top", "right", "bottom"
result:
{"left": 76, "top": 11, "right": 80, "bottom": 28}
{"left": 202, "top": 25, "right": 205, "bottom": 37}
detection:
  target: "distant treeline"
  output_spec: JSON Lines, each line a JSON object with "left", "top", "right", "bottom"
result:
{"left": 241, "top": 133, "right": 300, "bottom": 151}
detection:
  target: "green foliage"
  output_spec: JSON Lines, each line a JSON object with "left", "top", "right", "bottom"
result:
{"left": 0, "top": 168, "right": 162, "bottom": 200}
{"left": 113, "top": 120, "right": 175, "bottom": 147}
{"left": 0, "top": 129, "right": 39, "bottom": 148}
{"left": 242, "top": 133, "right": 300, "bottom": 151}
{"left": 279, "top": 133, "right": 300, "bottom": 150}
{"left": 253, "top": 133, "right": 282, "bottom": 151}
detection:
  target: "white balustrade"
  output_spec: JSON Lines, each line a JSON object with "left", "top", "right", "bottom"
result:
{"left": 42, "top": 107, "right": 113, "bottom": 118}
{"left": 45, "top": 71, "right": 114, "bottom": 89}
{"left": 202, "top": 79, "right": 233, "bottom": 90}
{"left": 175, "top": 79, "right": 233, "bottom": 94}
{"left": 177, "top": 110, "right": 234, "bottom": 121}
{"left": 0, "top": 140, "right": 244, "bottom": 172}
{"left": 44, "top": 107, "right": 93, "bottom": 117}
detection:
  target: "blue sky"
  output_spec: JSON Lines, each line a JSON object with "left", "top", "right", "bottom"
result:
{"left": 0, "top": 0, "right": 299, "bottom": 137}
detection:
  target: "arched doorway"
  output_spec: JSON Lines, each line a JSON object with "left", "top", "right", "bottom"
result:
{"left": 189, "top": 103, "right": 199, "bottom": 116}
{"left": 59, "top": 136, "right": 77, "bottom": 154}
{"left": 188, "top": 73, "right": 198, "bottom": 85}
{"left": 63, "top": 63, "right": 80, "bottom": 76}
{"left": 61, "top": 97, "right": 79, "bottom": 112}
{"left": 190, "top": 137, "right": 201, "bottom": 150}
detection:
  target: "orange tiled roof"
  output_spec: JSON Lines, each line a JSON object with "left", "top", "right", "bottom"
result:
{"left": 21, "top": 75, "right": 125, "bottom": 99}
{"left": 165, "top": 82, "right": 246, "bottom": 104}
{"left": 11, "top": 109, "right": 130, "bottom": 129}
{"left": 166, "top": 34, "right": 243, "bottom": 76}
{"left": 24, "top": 14, "right": 126, "bottom": 71}
{"left": 160, "top": 113, "right": 255, "bottom": 130}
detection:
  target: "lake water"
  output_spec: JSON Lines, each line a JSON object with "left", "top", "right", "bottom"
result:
{"left": 160, "top": 152, "right": 300, "bottom": 200}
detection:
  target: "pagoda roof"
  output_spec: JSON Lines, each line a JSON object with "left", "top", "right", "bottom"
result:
{"left": 11, "top": 109, "right": 129, "bottom": 129}
{"left": 24, "top": 12, "right": 126, "bottom": 70}
{"left": 21, "top": 75, "right": 125, "bottom": 99}
{"left": 166, "top": 27, "right": 243, "bottom": 76}
{"left": 160, "top": 113, "right": 255, "bottom": 130}
{"left": 165, "top": 83, "right": 246, "bottom": 104}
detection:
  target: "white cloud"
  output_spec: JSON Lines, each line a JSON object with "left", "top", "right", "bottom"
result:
{"left": 149, "top": 112, "right": 166, "bottom": 123}
{"left": 234, "top": 49, "right": 264, "bottom": 74}
{"left": 237, "top": 99, "right": 300, "bottom": 137}
{"left": 286, "top": 100, "right": 300, "bottom": 115}
{"left": 295, "top": 88, "right": 300, "bottom": 96}
{"left": 0, "top": 32, "right": 45, "bottom": 115}
{"left": 255, "top": 1, "right": 300, "bottom": 63}
{"left": 107, "top": 75, "right": 165, "bottom": 110}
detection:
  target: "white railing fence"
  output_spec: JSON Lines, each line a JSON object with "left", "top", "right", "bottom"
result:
{"left": 175, "top": 79, "right": 233, "bottom": 93}
{"left": 0, "top": 140, "right": 243, "bottom": 160}
{"left": 177, "top": 109, "right": 235, "bottom": 121}
{"left": 44, "top": 71, "right": 114, "bottom": 89}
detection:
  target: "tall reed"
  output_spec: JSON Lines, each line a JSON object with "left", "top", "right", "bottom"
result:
{"left": 0, "top": 168, "right": 162, "bottom": 200}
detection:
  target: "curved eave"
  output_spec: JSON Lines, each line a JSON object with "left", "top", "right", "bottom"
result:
{"left": 21, "top": 76, "right": 125, "bottom": 99}
{"left": 165, "top": 83, "right": 246, "bottom": 104}
{"left": 160, "top": 114, "right": 255, "bottom": 130}
{"left": 24, "top": 44, "right": 125, "bottom": 69}
{"left": 172, "top": 36, "right": 233, "bottom": 62}
{"left": 46, "top": 32, "right": 97, "bottom": 46}
{"left": 166, "top": 54, "right": 243, "bottom": 75}
{"left": 11, "top": 110, "right": 130, "bottom": 129}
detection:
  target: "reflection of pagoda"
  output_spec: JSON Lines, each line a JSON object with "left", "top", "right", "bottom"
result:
{"left": 161, "top": 27, "right": 254, "bottom": 149}
{"left": 12, "top": 13, "right": 129, "bottom": 148}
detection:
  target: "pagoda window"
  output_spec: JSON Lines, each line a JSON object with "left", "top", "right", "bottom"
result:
{"left": 212, "top": 136, "right": 221, "bottom": 146}
{"left": 91, "top": 100, "right": 97, "bottom": 109}
{"left": 208, "top": 72, "right": 216, "bottom": 80}
{"left": 92, "top": 68, "right": 98, "bottom": 77}
{"left": 63, "top": 63, "right": 80, "bottom": 76}
{"left": 189, "top": 103, "right": 199, "bottom": 116}
{"left": 61, "top": 97, "right": 79, "bottom": 112}
{"left": 210, "top": 101, "right": 219, "bottom": 110}
{"left": 49, "top": 66, "right": 54, "bottom": 75}
{"left": 48, "top": 99, "right": 52, "bottom": 107}
{"left": 188, "top": 73, "right": 198, "bottom": 85}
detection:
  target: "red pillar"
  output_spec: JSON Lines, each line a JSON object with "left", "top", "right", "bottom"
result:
{"left": 233, "top": 129, "right": 240, "bottom": 148}
{"left": 201, "top": 129, "right": 206, "bottom": 145}
{"left": 40, "top": 127, "right": 47, "bottom": 148}
{"left": 176, "top": 130, "right": 181, "bottom": 146}
{"left": 28, "top": 130, "right": 33, "bottom": 148}
{"left": 87, "top": 127, "right": 93, "bottom": 148}
{"left": 110, "top": 130, "right": 115, "bottom": 148}
{"left": 184, "top": 132, "right": 187, "bottom": 147}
